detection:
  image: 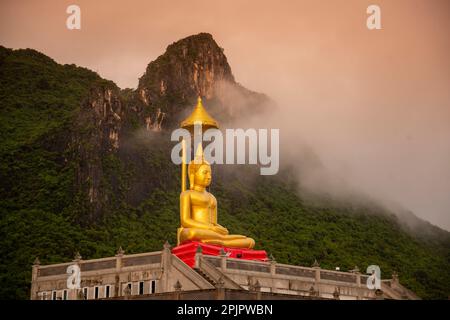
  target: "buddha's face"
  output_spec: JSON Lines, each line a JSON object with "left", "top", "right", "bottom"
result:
{"left": 193, "top": 164, "right": 212, "bottom": 188}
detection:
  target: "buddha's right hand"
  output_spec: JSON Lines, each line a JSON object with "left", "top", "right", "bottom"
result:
{"left": 213, "top": 225, "right": 228, "bottom": 235}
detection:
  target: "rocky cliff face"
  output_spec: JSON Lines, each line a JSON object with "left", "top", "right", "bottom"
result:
{"left": 69, "top": 86, "right": 124, "bottom": 220}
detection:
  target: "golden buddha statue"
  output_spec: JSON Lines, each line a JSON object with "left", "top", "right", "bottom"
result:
{"left": 176, "top": 97, "right": 255, "bottom": 249}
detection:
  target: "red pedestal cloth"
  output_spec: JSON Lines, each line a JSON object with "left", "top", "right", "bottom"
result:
{"left": 171, "top": 241, "right": 268, "bottom": 268}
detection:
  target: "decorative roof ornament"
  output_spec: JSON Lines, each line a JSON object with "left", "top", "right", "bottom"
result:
{"left": 33, "top": 257, "right": 40, "bottom": 266}
{"left": 350, "top": 266, "right": 360, "bottom": 273}
{"left": 333, "top": 287, "right": 340, "bottom": 300}
{"left": 180, "top": 96, "right": 219, "bottom": 132}
{"left": 375, "top": 289, "right": 384, "bottom": 299}
{"left": 216, "top": 276, "right": 225, "bottom": 288}
{"left": 309, "top": 285, "right": 317, "bottom": 296}
{"left": 392, "top": 271, "right": 399, "bottom": 282}
{"left": 74, "top": 252, "right": 82, "bottom": 261}
{"left": 163, "top": 241, "right": 171, "bottom": 250}
{"left": 174, "top": 280, "right": 182, "bottom": 291}
{"left": 78, "top": 290, "right": 86, "bottom": 300}
{"left": 254, "top": 280, "right": 261, "bottom": 292}
{"left": 312, "top": 259, "right": 320, "bottom": 268}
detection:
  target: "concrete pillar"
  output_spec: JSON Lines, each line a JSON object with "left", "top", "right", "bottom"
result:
{"left": 352, "top": 266, "right": 362, "bottom": 300}
{"left": 216, "top": 277, "right": 225, "bottom": 300}
{"left": 356, "top": 273, "right": 362, "bottom": 300}
{"left": 312, "top": 259, "right": 320, "bottom": 296}
{"left": 115, "top": 247, "right": 124, "bottom": 297}
{"left": 123, "top": 285, "right": 131, "bottom": 300}
{"left": 162, "top": 241, "right": 172, "bottom": 292}
{"left": 71, "top": 252, "right": 82, "bottom": 300}
{"left": 116, "top": 246, "right": 124, "bottom": 270}
{"left": 30, "top": 257, "right": 40, "bottom": 300}
{"left": 391, "top": 271, "right": 399, "bottom": 290}
{"left": 313, "top": 261, "right": 321, "bottom": 281}
{"left": 269, "top": 256, "right": 276, "bottom": 276}
{"left": 174, "top": 280, "right": 182, "bottom": 300}
{"left": 219, "top": 248, "right": 227, "bottom": 271}
{"left": 269, "top": 256, "right": 277, "bottom": 294}
{"left": 194, "top": 245, "right": 202, "bottom": 269}
{"left": 254, "top": 280, "right": 261, "bottom": 300}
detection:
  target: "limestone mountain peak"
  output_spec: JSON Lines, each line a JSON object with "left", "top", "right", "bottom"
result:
{"left": 133, "top": 32, "right": 271, "bottom": 130}
{"left": 138, "top": 33, "right": 235, "bottom": 101}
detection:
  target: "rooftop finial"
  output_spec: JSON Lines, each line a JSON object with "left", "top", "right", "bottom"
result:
{"left": 74, "top": 252, "right": 82, "bottom": 261}
{"left": 333, "top": 287, "right": 340, "bottom": 299}
{"left": 351, "top": 265, "right": 360, "bottom": 273}
{"left": 174, "top": 280, "right": 182, "bottom": 291}
{"left": 269, "top": 253, "right": 276, "bottom": 262}
{"left": 163, "top": 240, "right": 171, "bottom": 250}
{"left": 312, "top": 259, "right": 320, "bottom": 268}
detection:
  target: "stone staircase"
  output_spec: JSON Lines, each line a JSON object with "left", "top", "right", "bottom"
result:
{"left": 194, "top": 257, "right": 243, "bottom": 290}
{"left": 194, "top": 268, "right": 217, "bottom": 286}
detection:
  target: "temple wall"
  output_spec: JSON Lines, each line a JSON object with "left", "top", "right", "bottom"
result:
{"left": 30, "top": 243, "right": 419, "bottom": 300}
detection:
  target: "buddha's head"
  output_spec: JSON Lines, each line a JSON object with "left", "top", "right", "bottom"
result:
{"left": 188, "top": 156, "right": 212, "bottom": 189}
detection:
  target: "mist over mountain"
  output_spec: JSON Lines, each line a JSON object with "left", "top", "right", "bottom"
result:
{"left": 0, "top": 33, "right": 449, "bottom": 299}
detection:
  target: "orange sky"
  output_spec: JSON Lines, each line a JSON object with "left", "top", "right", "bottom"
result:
{"left": 1, "top": 0, "right": 450, "bottom": 229}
